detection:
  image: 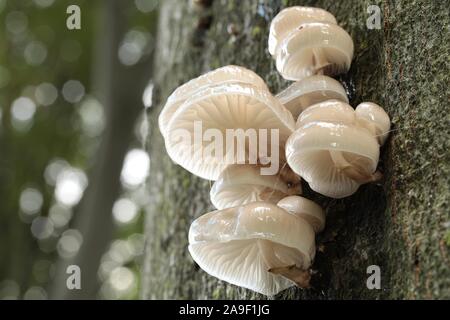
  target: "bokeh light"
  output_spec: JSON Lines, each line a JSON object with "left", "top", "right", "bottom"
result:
{"left": 5, "top": 11, "right": 28, "bottom": 35}
{"left": 35, "top": 82, "right": 58, "bottom": 106}
{"left": 24, "top": 41, "right": 48, "bottom": 66}
{"left": 11, "top": 97, "right": 36, "bottom": 130}
{"left": 48, "top": 203, "right": 73, "bottom": 229}
{"left": 118, "top": 29, "right": 153, "bottom": 66}
{"left": 44, "top": 158, "right": 69, "bottom": 186}
{"left": 54, "top": 167, "right": 88, "bottom": 207}
{"left": 127, "top": 233, "right": 145, "bottom": 257}
{"left": 33, "top": 0, "right": 56, "bottom": 8}
{"left": 31, "top": 216, "right": 54, "bottom": 240}
{"left": 78, "top": 97, "right": 105, "bottom": 137}
{"left": 110, "top": 267, "right": 136, "bottom": 292}
{"left": 135, "top": 0, "right": 158, "bottom": 13}
{"left": 19, "top": 187, "right": 43, "bottom": 217}
{"left": 120, "top": 149, "right": 150, "bottom": 188}
{"left": 62, "top": 80, "right": 85, "bottom": 103}
{"left": 112, "top": 198, "right": 139, "bottom": 225}
{"left": 57, "top": 229, "right": 83, "bottom": 259}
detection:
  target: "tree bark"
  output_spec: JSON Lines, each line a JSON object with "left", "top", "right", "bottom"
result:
{"left": 141, "top": 0, "right": 449, "bottom": 299}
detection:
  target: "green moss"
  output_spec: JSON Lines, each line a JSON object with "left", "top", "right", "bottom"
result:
{"left": 445, "top": 232, "right": 450, "bottom": 247}
{"left": 251, "top": 26, "right": 262, "bottom": 38}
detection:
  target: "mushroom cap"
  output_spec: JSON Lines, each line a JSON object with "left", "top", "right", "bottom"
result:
{"left": 286, "top": 121, "right": 380, "bottom": 198}
{"left": 165, "top": 82, "right": 295, "bottom": 180}
{"left": 210, "top": 164, "right": 301, "bottom": 210}
{"left": 296, "top": 99, "right": 355, "bottom": 128}
{"left": 268, "top": 6, "right": 337, "bottom": 56}
{"left": 277, "top": 196, "right": 325, "bottom": 233}
{"left": 275, "top": 22, "right": 354, "bottom": 81}
{"left": 159, "top": 65, "right": 269, "bottom": 138}
{"left": 276, "top": 76, "right": 348, "bottom": 119}
{"left": 355, "top": 102, "right": 391, "bottom": 145}
{"left": 188, "top": 201, "right": 315, "bottom": 295}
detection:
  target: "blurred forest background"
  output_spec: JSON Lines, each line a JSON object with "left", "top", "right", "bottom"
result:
{"left": 0, "top": 0, "right": 158, "bottom": 299}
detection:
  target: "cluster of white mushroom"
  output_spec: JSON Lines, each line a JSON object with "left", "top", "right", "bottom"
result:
{"left": 270, "top": 6, "right": 390, "bottom": 198}
{"left": 158, "top": 6, "right": 391, "bottom": 296}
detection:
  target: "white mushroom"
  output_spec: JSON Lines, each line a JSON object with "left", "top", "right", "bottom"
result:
{"left": 210, "top": 164, "right": 301, "bottom": 209}
{"left": 163, "top": 66, "right": 295, "bottom": 180}
{"left": 286, "top": 100, "right": 390, "bottom": 198}
{"left": 268, "top": 7, "right": 354, "bottom": 81}
{"left": 276, "top": 75, "right": 348, "bottom": 119}
{"left": 268, "top": 6, "right": 337, "bottom": 56}
{"left": 296, "top": 99, "right": 355, "bottom": 126}
{"left": 355, "top": 102, "right": 391, "bottom": 145}
{"left": 188, "top": 198, "right": 324, "bottom": 295}
{"left": 159, "top": 65, "right": 269, "bottom": 139}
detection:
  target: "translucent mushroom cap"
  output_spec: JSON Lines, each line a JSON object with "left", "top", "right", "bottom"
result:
{"left": 277, "top": 196, "right": 325, "bottom": 233}
{"left": 276, "top": 75, "right": 348, "bottom": 119}
{"left": 159, "top": 65, "right": 269, "bottom": 138}
{"left": 268, "top": 6, "right": 337, "bottom": 56}
{"left": 355, "top": 102, "right": 391, "bottom": 145}
{"left": 210, "top": 164, "right": 301, "bottom": 210}
{"left": 188, "top": 201, "right": 316, "bottom": 295}
{"left": 275, "top": 22, "right": 354, "bottom": 81}
{"left": 286, "top": 100, "right": 388, "bottom": 198}
{"left": 296, "top": 99, "right": 356, "bottom": 127}
{"left": 164, "top": 69, "right": 295, "bottom": 181}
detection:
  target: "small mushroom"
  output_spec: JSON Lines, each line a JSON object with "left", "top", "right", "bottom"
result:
{"left": 355, "top": 102, "right": 391, "bottom": 145}
{"left": 276, "top": 75, "right": 348, "bottom": 119}
{"left": 268, "top": 6, "right": 354, "bottom": 81}
{"left": 285, "top": 100, "right": 390, "bottom": 198}
{"left": 162, "top": 66, "right": 295, "bottom": 180}
{"left": 188, "top": 197, "right": 324, "bottom": 295}
{"left": 210, "top": 164, "right": 301, "bottom": 209}
{"left": 268, "top": 6, "right": 337, "bottom": 56}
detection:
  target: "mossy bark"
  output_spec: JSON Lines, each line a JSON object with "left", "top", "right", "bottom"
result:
{"left": 141, "top": 0, "right": 449, "bottom": 299}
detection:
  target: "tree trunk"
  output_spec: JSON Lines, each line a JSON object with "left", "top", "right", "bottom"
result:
{"left": 51, "top": 0, "right": 154, "bottom": 299}
{"left": 141, "top": 0, "right": 449, "bottom": 299}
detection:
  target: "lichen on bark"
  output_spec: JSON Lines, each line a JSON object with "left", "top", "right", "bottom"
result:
{"left": 141, "top": 0, "right": 449, "bottom": 299}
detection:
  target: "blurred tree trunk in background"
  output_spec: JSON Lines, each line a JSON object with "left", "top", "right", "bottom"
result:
{"left": 50, "top": 0, "right": 153, "bottom": 299}
{"left": 141, "top": 0, "right": 449, "bottom": 299}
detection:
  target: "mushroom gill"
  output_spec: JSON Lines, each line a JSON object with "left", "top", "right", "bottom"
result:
{"left": 188, "top": 198, "right": 324, "bottom": 295}
{"left": 158, "top": 65, "right": 269, "bottom": 138}
{"left": 162, "top": 66, "right": 295, "bottom": 181}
